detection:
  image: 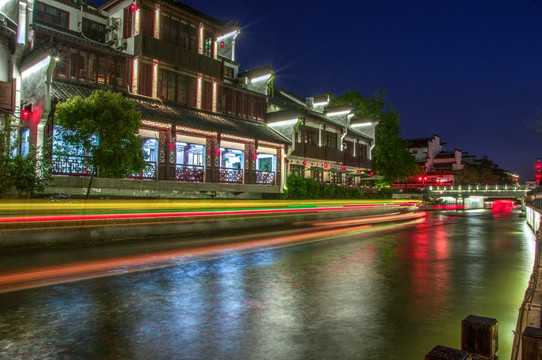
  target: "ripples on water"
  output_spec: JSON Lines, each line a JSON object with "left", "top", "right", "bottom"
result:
{"left": 0, "top": 210, "right": 535, "bottom": 359}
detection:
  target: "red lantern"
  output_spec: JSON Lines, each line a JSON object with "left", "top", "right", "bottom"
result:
{"left": 130, "top": 3, "right": 135, "bottom": 11}
{"left": 22, "top": 109, "right": 30, "bottom": 120}
{"left": 216, "top": 148, "right": 220, "bottom": 155}
{"left": 341, "top": 165, "right": 345, "bottom": 170}
{"left": 254, "top": 153, "right": 258, "bottom": 160}
{"left": 170, "top": 142, "right": 175, "bottom": 149}
{"left": 324, "top": 162, "right": 328, "bottom": 168}
{"left": 220, "top": 41, "right": 225, "bottom": 48}
{"left": 303, "top": 160, "right": 306, "bottom": 165}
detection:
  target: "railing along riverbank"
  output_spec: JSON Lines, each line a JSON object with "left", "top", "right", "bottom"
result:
{"left": 511, "top": 205, "right": 542, "bottom": 359}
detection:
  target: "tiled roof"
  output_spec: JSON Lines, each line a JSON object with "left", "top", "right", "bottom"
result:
{"left": 51, "top": 80, "right": 290, "bottom": 145}
{"left": 19, "top": 38, "right": 58, "bottom": 73}
{"left": 408, "top": 138, "right": 430, "bottom": 148}
{"left": 238, "top": 65, "right": 274, "bottom": 79}
{"left": 407, "top": 135, "right": 439, "bottom": 148}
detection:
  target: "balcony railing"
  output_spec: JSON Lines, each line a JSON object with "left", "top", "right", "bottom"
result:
{"left": 219, "top": 167, "right": 243, "bottom": 183}
{"left": 343, "top": 154, "right": 372, "bottom": 169}
{"left": 51, "top": 156, "right": 92, "bottom": 176}
{"left": 246, "top": 170, "right": 275, "bottom": 185}
{"left": 176, "top": 164, "right": 205, "bottom": 182}
{"left": 128, "top": 162, "right": 157, "bottom": 180}
{"left": 51, "top": 157, "right": 277, "bottom": 186}
{"left": 292, "top": 143, "right": 371, "bottom": 168}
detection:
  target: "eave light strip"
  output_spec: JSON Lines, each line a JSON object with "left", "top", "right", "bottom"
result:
{"left": 268, "top": 119, "right": 298, "bottom": 127}
{"left": 21, "top": 56, "right": 51, "bottom": 78}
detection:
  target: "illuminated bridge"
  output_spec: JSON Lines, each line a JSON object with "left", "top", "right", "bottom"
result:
{"left": 426, "top": 185, "right": 528, "bottom": 207}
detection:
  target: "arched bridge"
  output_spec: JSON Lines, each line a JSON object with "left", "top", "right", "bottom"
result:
{"left": 426, "top": 185, "right": 528, "bottom": 207}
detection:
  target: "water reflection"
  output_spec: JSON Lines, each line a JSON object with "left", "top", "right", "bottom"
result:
{"left": 0, "top": 210, "right": 534, "bottom": 359}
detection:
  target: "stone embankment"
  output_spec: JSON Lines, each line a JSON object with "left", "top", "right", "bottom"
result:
{"left": 0, "top": 199, "right": 421, "bottom": 251}
{"left": 512, "top": 205, "right": 542, "bottom": 359}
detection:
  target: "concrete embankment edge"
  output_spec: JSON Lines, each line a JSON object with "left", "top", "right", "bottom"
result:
{"left": 0, "top": 205, "right": 419, "bottom": 251}
{"left": 511, "top": 206, "right": 542, "bottom": 359}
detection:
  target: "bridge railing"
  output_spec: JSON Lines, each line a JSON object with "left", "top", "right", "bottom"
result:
{"left": 428, "top": 185, "right": 527, "bottom": 191}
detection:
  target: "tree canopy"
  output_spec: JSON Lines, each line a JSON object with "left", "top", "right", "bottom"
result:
{"left": 0, "top": 117, "right": 51, "bottom": 197}
{"left": 331, "top": 89, "right": 417, "bottom": 184}
{"left": 372, "top": 109, "right": 418, "bottom": 183}
{"left": 55, "top": 90, "right": 146, "bottom": 195}
{"left": 456, "top": 157, "right": 513, "bottom": 185}
{"left": 330, "top": 89, "right": 386, "bottom": 118}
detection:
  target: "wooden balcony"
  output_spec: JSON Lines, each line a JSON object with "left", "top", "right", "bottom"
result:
{"left": 134, "top": 34, "right": 223, "bottom": 79}
{"left": 291, "top": 143, "right": 342, "bottom": 162}
{"left": 292, "top": 143, "right": 371, "bottom": 168}
{"left": 0, "top": 80, "right": 15, "bottom": 112}
{"left": 344, "top": 154, "right": 372, "bottom": 169}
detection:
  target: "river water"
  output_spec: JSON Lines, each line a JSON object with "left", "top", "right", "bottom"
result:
{"left": 0, "top": 209, "right": 535, "bottom": 359}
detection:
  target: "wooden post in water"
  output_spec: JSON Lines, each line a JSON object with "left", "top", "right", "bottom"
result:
{"left": 461, "top": 315, "right": 498, "bottom": 359}
{"left": 425, "top": 345, "right": 472, "bottom": 360}
{"left": 522, "top": 326, "right": 542, "bottom": 359}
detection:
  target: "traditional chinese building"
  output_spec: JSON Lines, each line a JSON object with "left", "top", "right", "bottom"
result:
{"left": 14, "top": 0, "right": 290, "bottom": 198}
{"left": 267, "top": 88, "right": 376, "bottom": 187}
{"left": 395, "top": 134, "right": 463, "bottom": 188}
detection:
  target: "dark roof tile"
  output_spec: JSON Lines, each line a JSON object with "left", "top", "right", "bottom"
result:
{"left": 51, "top": 80, "right": 290, "bottom": 145}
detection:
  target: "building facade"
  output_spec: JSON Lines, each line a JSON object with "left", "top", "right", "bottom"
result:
{"left": 267, "top": 88, "right": 376, "bottom": 188}
{"left": 395, "top": 134, "right": 463, "bottom": 188}
{"left": 9, "top": 0, "right": 294, "bottom": 198}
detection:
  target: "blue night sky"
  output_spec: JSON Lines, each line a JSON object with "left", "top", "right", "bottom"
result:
{"left": 93, "top": 0, "right": 542, "bottom": 181}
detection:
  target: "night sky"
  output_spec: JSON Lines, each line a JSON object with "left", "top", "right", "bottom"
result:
{"left": 93, "top": 0, "right": 542, "bottom": 181}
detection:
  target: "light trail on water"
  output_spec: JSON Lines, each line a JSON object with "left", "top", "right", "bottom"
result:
{"left": 0, "top": 212, "right": 425, "bottom": 294}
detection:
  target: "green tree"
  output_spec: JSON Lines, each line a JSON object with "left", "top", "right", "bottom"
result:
{"left": 372, "top": 109, "right": 417, "bottom": 183}
{"left": 55, "top": 90, "right": 146, "bottom": 197}
{"left": 456, "top": 158, "right": 502, "bottom": 185}
{"left": 331, "top": 89, "right": 417, "bottom": 184}
{"left": 330, "top": 89, "right": 386, "bottom": 118}
{"left": 0, "top": 117, "right": 51, "bottom": 197}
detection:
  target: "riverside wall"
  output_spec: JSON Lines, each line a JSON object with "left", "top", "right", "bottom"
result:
{"left": 0, "top": 200, "right": 420, "bottom": 251}
{"left": 512, "top": 205, "right": 542, "bottom": 359}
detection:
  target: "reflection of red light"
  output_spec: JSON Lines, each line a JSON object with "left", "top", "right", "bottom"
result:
{"left": 431, "top": 205, "right": 466, "bottom": 210}
{"left": 492, "top": 200, "right": 515, "bottom": 213}
{"left": 22, "top": 109, "right": 30, "bottom": 120}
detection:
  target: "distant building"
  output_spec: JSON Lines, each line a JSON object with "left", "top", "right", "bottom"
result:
{"left": 395, "top": 134, "right": 462, "bottom": 188}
